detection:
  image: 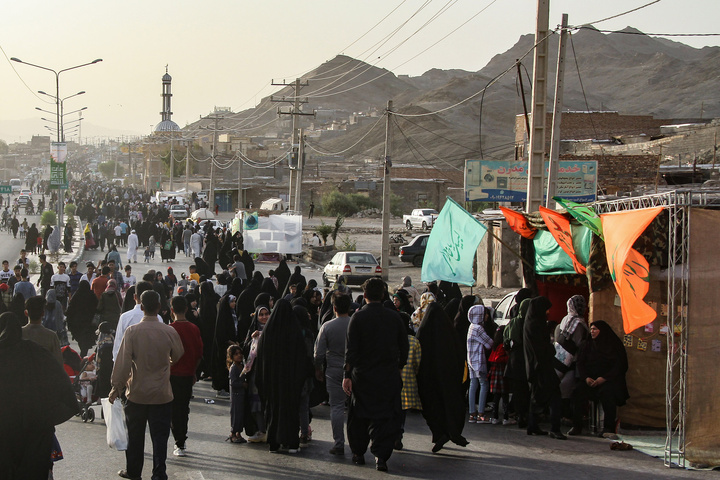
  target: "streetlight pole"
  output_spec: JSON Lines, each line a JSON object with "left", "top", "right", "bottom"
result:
{"left": 11, "top": 56, "right": 101, "bottom": 233}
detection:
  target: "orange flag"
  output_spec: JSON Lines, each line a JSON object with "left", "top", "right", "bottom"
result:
{"left": 601, "top": 207, "right": 663, "bottom": 333}
{"left": 539, "top": 206, "right": 586, "bottom": 274}
{"left": 500, "top": 207, "right": 537, "bottom": 239}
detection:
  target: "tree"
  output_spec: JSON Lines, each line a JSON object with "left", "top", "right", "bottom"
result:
{"left": 98, "top": 161, "right": 124, "bottom": 179}
{"left": 0, "top": 140, "right": 8, "bottom": 155}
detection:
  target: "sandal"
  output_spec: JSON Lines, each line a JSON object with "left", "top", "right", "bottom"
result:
{"left": 468, "top": 414, "right": 477, "bottom": 423}
{"left": 610, "top": 441, "right": 633, "bottom": 451}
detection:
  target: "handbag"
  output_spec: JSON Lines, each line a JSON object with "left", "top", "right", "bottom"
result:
{"left": 163, "top": 240, "right": 173, "bottom": 251}
{"left": 101, "top": 398, "right": 128, "bottom": 451}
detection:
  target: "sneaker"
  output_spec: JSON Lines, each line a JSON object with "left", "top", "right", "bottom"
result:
{"left": 288, "top": 448, "right": 299, "bottom": 454}
{"left": 503, "top": 419, "right": 518, "bottom": 426}
{"left": 248, "top": 431, "right": 267, "bottom": 443}
{"left": 215, "top": 389, "right": 230, "bottom": 399}
{"left": 476, "top": 416, "right": 492, "bottom": 424}
{"left": 468, "top": 413, "right": 477, "bottom": 424}
{"left": 491, "top": 418, "right": 500, "bottom": 425}
{"left": 173, "top": 447, "right": 186, "bottom": 457}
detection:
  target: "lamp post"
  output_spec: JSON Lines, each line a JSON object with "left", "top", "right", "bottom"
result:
{"left": 39, "top": 90, "right": 85, "bottom": 141}
{"left": 11, "top": 56, "right": 101, "bottom": 232}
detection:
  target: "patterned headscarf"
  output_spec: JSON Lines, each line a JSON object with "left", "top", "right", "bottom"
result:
{"left": 410, "top": 292, "right": 436, "bottom": 331}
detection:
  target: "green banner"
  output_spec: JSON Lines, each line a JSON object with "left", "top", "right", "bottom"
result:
{"left": 533, "top": 225, "right": 591, "bottom": 275}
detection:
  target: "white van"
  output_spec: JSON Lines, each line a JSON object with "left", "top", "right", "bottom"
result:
{"left": 9, "top": 179, "right": 21, "bottom": 193}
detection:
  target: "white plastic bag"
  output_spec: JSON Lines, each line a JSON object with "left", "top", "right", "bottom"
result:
{"left": 101, "top": 398, "right": 128, "bottom": 451}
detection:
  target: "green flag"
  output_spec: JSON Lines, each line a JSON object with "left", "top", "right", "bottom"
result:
{"left": 421, "top": 197, "right": 487, "bottom": 286}
{"left": 533, "top": 225, "right": 592, "bottom": 275}
{"left": 553, "top": 196, "right": 603, "bottom": 238}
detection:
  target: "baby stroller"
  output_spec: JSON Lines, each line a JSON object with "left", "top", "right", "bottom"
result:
{"left": 63, "top": 346, "right": 99, "bottom": 422}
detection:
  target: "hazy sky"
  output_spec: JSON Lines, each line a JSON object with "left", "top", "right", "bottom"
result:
{"left": 2, "top": 0, "right": 718, "bottom": 143}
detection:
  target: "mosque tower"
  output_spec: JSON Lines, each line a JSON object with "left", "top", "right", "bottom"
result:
{"left": 154, "top": 65, "right": 179, "bottom": 133}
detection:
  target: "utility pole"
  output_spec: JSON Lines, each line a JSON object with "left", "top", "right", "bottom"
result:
{"left": 295, "top": 129, "right": 305, "bottom": 213}
{"left": 271, "top": 78, "right": 313, "bottom": 212}
{"left": 525, "top": 0, "right": 550, "bottom": 213}
{"left": 381, "top": 100, "right": 393, "bottom": 281}
{"left": 201, "top": 114, "right": 224, "bottom": 211}
{"left": 237, "top": 153, "right": 243, "bottom": 210}
{"left": 169, "top": 134, "right": 174, "bottom": 192}
{"left": 546, "top": 13, "right": 569, "bottom": 207}
{"left": 185, "top": 142, "right": 190, "bottom": 196}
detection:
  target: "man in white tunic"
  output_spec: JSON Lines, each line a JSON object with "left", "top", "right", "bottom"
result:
{"left": 127, "top": 229, "right": 140, "bottom": 264}
{"left": 190, "top": 228, "right": 203, "bottom": 259}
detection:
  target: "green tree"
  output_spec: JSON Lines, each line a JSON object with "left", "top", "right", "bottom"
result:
{"left": 315, "top": 220, "right": 332, "bottom": 246}
{"left": 331, "top": 215, "right": 344, "bottom": 245}
{"left": 98, "top": 161, "right": 124, "bottom": 179}
{"left": 40, "top": 210, "right": 57, "bottom": 226}
{"left": 0, "top": 140, "right": 8, "bottom": 155}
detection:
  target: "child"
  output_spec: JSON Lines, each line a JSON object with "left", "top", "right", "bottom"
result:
{"left": 227, "top": 345, "right": 247, "bottom": 443}
{"left": 144, "top": 246, "right": 151, "bottom": 263}
{"left": 148, "top": 235, "right": 156, "bottom": 259}
{"left": 488, "top": 325, "right": 515, "bottom": 425}
{"left": 79, "top": 355, "right": 98, "bottom": 406}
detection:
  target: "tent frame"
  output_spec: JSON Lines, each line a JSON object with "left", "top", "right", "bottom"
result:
{"left": 592, "top": 189, "right": 720, "bottom": 468}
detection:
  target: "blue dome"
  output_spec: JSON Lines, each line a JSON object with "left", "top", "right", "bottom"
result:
{"left": 154, "top": 120, "right": 180, "bottom": 132}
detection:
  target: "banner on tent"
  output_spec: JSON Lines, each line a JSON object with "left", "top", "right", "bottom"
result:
{"left": 243, "top": 214, "right": 302, "bottom": 254}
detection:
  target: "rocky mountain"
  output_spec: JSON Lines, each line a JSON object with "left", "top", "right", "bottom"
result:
{"left": 185, "top": 26, "right": 720, "bottom": 178}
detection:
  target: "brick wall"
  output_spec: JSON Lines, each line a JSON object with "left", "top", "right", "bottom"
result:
{"left": 560, "top": 153, "right": 659, "bottom": 195}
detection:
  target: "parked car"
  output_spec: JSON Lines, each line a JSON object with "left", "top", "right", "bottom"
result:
{"left": 399, "top": 234, "right": 429, "bottom": 267}
{"left": 20, "top": 189, "right": 32, "bottom": 197}
{"left": 169, "top": 205, "right": 188, "bottom": 218}
{"left": 323, "top": 251, "right": 382, "bottom": 287}
{"left": 198, "top": 219, "right": 224, "bottom": 232}
{"left": 493, "top": 290, "right": 520, "bottom": 326}
{"left": 403, "top": 208, "right": 439, "bottom": 231}
{"left": 197, "top": 191, "right": 208, "bottom": 202}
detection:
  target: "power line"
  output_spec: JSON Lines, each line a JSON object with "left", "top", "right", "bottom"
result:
{"left": 394, "top": 115, "right": 482, "bottom": 154}
{"left": 569, "top": 34, "right": 599, "bottom": 141}
{"left": 304, "top": 114, "right": 387, "bottom": 156}
{"left": 0, "top": 43, "right": 54, "bottom": 105}
{"left": 572, "top": 0, "right": 662, "bottom": 27}
{"left": 575, "top": 26, "right": 720, "bottom": 37}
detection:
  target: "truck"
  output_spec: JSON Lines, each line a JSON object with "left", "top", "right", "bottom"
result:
{"left": 403, "top": 208, "right": 439, "bottom": 231}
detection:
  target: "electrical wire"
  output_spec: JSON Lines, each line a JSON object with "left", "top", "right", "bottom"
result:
{"left": 569, "top": 34, "right": 599, "bottom": 141}
{"left": 0, "top": 43, "right": 54, "bottom": 105}
{"left": 575, "top": 26, "right": 720, "bottom": 37}
{"left": 394, "top": 28, "right": 555, "bottom": 118}
{"left": 572, "top": 0, "right": 662, "bottom": 27}
{"left": 394, "top": 115, "right": 482, "bottom": 154}
{"left": 303, "top": 114, "right": 386, "bottom": 156}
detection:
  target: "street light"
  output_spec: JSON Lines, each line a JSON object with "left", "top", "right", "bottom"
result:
{"left": 38, "top": 90, "right": 85, "bottom": 141}
{"left": 11, "top": 56, "right": 101, "bottom": 234}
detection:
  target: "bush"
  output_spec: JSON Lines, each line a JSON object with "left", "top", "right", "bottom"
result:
{"left": 331, "top": 215, "right": 344, "bottom": 245}
{"left": 315, "top": 221, "right": 332, "bottom": 245}
{"left": 40, "top": 210, "right": 57, "bottom": 226}
{"left": 64, "top": 203, "right": 77, "bottom": 217}
{"left": 340, "top": 235, "right": 357, "bottom": 251}
{"left": 320, "top": 191, "right": 379, "bottom": 217}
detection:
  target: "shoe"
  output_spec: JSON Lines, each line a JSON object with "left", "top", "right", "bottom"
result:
{"left": 117, "top": 470, "right": 141, "bottom": 480}
{"left": 248, "top": 431, "right": 267, "bottom": 443}
{"left": 352, "top": 453, "right": 366, "bottom": 465}
{"left": 468, "top": 413, "right": 477, "bottom": 423}
{"left": 567, "top": 426, "right": 582, "bottom": 436}
{"left": 215, "top": 389, "right": 230, "bottom": 399}
{"left": 375, "top": 458, "right": 388, "bottom": 472}
{"left": 299, "top": 435, "right": 310, "bottom": 447}
{"left": 503, "top": 419, "right": 517, "bottom": 426}
{"left": 329, "top": 446, "right": 345, "bottom": 455}
{"left": 173, "top": 446, "right": 187, "bottom": 456}
{"left": 601, "top": 432, "right": 619, "bottom": 440}
{"left": 432, "top": 434, "right": 450, "bottom": 453}
{"left": 527, "top": 427, "right": 548, "bottom": 436}
{"left": 549, "top": 431, "right": 567, "bottom": 440}
{"left": 393, "top": 439, "right": 403, "bottom": 451}
{"left": 230, "top": 436, "right": 247, "bottom": 444}
{"left": 288, "top": 448, "right": 298, "bottom": 454}
{"left": 491, "top": 418, "right": 500, "bottom": 425}
{"left": 476, "top": 416, "right": 492, "bottom": 424}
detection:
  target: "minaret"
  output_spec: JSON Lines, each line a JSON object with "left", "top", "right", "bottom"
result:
{"left": 161, "top": 65, "right": 173, "bottom": 122}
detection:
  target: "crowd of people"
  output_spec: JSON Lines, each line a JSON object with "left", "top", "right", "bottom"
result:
{"left": 0, "top": 178, "right": 632, "bottom": 479}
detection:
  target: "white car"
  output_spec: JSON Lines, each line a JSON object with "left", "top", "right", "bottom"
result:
{"left": 198, "top": 219, "right": 224, "bottom": 233}
{"left": 323, "top": 251, "right": 382, "bottom": 287}
{"left": 169, "top": 205, "right": 188, "bottom": 218}
{"left": 493, "top": 290, "right": 520, "bottom": 326}
{"left": 20, "top": 189, "right": 32, "bottom": 197}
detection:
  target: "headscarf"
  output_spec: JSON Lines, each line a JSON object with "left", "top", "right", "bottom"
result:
{"left": 559, "top": 295, "right": 586, "bottom": 337}
{"left": 509, "top": 288, "right": 533, "bottom": 318}
{"left": 410, "top": 292, "right": 436, "bottom": 331}
{"left": 105, "top": 279, "right": 118, "bottom": 292}
{"left": 523, "top": 296, "right": 558, "bottom": 406}
{"left": 43, "top": 289, "right": 68, "bottom": 346}
{"left": 331, "top": 275, "right": 348, "bottom": 293}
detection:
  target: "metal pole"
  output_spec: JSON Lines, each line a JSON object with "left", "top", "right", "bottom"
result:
{"left": 546, "top": 14, "right": 569, "bottom": 207}
{"left": 525, "top": 0, "right": 550, "bottom": 213}
{"left": 237, "top": 153, "right": 243, "bottom": 210}
{"left": 169, "top": 134, "right": 174, "bottom": 191}
{"left": 381, "top": 100, "right": 393, "bottom": 281}
{"left": 210, "top": 116, "right": 219, "bottom": 211}
{"left": 185, "top": 142, "right": 190, "bottom": 195}
{"left": 294, "top": 128, "right": 304, "bottom": 214}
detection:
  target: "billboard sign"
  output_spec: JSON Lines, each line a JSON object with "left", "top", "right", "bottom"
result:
{"left": 465, "top": 159, "right": 597, "bottom": 203}
{"left": 50, "top": 142, "right": 68, "bottom": 189}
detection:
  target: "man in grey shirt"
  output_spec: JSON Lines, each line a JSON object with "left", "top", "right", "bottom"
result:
{"left": 230, "top": 254, "right": 246, "bottom": 283}
{"left": 314, "top": 291, "right": 352, "bottom": 455}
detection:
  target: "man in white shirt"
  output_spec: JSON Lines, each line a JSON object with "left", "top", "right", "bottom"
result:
{"left": 80, "top": 262, "right": 97, "bottom": 284}
{"left": 50, "top": 261, "right": 71, "bottom": 311}
{"left": 0, "top": 260, "right": 13, "bottom": 285}
{"left": 190, "top": 229, "right": 203, "bottom": 259}
{"left": 113, "top": 281, "right": 164, "bottom": 361}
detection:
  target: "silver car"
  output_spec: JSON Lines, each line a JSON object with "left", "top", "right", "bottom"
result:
{"left": 323, "top": 251, "right": 382, "bottom": 287}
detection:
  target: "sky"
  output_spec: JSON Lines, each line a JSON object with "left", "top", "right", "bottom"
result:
{"left": 1, "top": 0, "right": 718, "bottom": 144}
